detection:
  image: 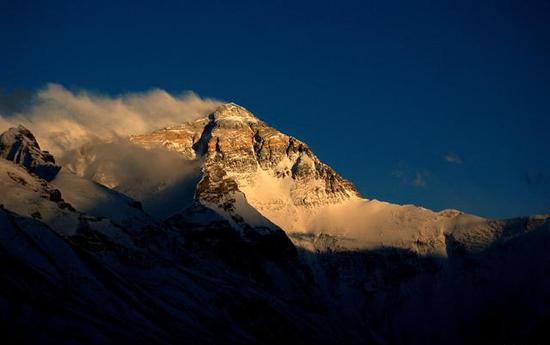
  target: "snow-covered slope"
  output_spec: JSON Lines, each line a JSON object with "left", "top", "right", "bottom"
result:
{"left": 0, "top": 129, "right": 331, "bottom": 344}
{"left": 0, "top": 158, "right": 146, "bottom": 250}
{"left": 50, "top": 169, "right": 154, "bottom": 230}
{"left": 59, "top": 139, "right": 202, "bottom": 219}
{"left": 0, "top": 125, "right": 154, "bottom": 243}
{"left": 0, "top": 158, "right": 79, "bottom": 236}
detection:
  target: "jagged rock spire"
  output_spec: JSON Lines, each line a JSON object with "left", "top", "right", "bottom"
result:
{"left": 0, "top": 125, "right": 61, "bottom": 180}
{"left": 130, "top": 103, "right": 358, "bottom": 230}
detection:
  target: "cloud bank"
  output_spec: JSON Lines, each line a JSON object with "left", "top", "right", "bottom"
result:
{"left": 0, "top": 84, "right": 222, "bottom": 216}
{"left": 62, "top": 139, "right": 202, "bottom": 218}
{"left": 0, "top": 83, "right": 222, "bottom": 156}
{"left": 444, "top": 153, "right": 463, "bottom": 164}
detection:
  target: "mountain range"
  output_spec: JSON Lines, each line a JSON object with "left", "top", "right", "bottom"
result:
{"left": 0, "top": 103, "right": 548, "bottom": 345}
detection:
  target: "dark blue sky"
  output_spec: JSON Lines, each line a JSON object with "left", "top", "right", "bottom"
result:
{"left": 1, "top": 0, "right": 549, "bottom": 218}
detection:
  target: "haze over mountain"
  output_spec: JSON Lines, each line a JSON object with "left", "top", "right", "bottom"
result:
{"left": 0, "top": 101, "right": 548, "bottom": 344}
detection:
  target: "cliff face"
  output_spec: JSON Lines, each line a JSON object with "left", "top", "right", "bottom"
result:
{"left": 0, "top": 125, "right": 61, "bottom": 181}
{"left": 130, "top": 103, "right": 359, "bottom": 232}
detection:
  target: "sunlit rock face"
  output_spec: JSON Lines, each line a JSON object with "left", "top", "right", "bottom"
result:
{"left": 130, "top": 102, "right": 359, "bottom": 229}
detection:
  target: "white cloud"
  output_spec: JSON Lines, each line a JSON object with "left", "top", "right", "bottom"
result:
{"left": 61, "top": 139, "right": 202, "bottom": 218}
{"left": 444, "top": 153, "right": 463, "bottom": 164}
{"left": 0, "top": 84, "right": 223, "bottom": 215}
{"left": 0, "top": 83, "right": 222, "bottom": 156}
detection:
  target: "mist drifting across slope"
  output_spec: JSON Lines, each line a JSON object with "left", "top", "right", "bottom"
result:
{"left": 0, "top": 84, "right": 219, "bottom": 217}
{"left": 0, "top": 83, "right": 222, "bottom": 156}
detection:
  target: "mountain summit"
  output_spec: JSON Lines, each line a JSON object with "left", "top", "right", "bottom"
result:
{"left": 209, "top": 102, "right": 259, "bottom": 122}
{"left": 130, "top": 102, "right": 359, "bottom": 232}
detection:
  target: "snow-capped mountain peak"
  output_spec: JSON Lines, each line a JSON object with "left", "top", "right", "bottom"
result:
{"left": 129, "top": 102, "right": 359, "bottom": 230}
{"left": 210, "top": 102, "right": 259, "bottom": 123}
{"left": 0, "top": 125, "right": 61, "bottom": 181}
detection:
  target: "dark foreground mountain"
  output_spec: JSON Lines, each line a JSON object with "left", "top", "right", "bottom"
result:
{"left": 0, "top": 105, "right": 548, "bottom": 345}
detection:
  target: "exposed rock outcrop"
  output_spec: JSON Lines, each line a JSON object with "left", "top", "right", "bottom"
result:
{"left": 0, "top": 125, "right": 60, "bottom": 180}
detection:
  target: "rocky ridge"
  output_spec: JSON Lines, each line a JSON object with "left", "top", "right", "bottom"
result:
{"left": 130, "top": 103, "right": 358, "bottom": 211}
{"left": 0, "top": 125, "right": 61, "bottom": 180}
